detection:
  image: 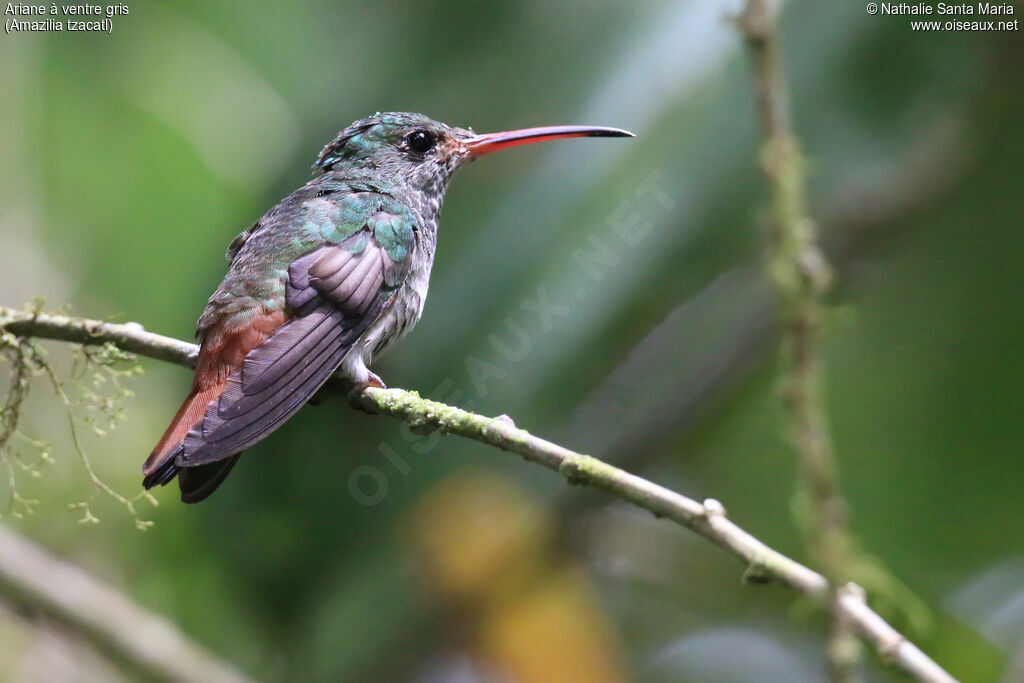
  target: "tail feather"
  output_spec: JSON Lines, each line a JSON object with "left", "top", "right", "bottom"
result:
{"left": 141, "top": 383, "right": 232, "bottom": 500}
{"left": 142, "top": 447, "right": 182, "bottom": 489}
{"left": 141, "top": 447, "right": 241, "bottom": 503}
{"left": 178, "top": 455, "right": 242, "bottom": 503}
{"left": 142, "top": 383, "right": 226, "bottom": 477}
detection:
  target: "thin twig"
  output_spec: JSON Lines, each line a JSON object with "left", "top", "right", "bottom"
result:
{"left": 737, "top": 1, "right": 863, "bottom": 680}
{"left": 1, "top": 322, "right": 155, "bottom": 527}
{"left": 0, "top": 306, "right": 957, "bottom": 683}
{"left": 37, "top": 355, "right": 156, "bottom": 529}
{"left": 0, "top": 336, "right": 38, "bottom": 518}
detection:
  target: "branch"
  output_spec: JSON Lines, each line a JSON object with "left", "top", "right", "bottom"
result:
{"left": 0, "top": 306, "right": 957, "bottom": 682}
{"left": 0, "top": 524, "right": 250, "bottom": 682}
{"left": 737, "top": 1, "right": 862, "bottom": 680}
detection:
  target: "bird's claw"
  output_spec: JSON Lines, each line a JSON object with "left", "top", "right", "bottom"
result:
{"left": 348, "top": 372, "right": 386, "bottom": 414}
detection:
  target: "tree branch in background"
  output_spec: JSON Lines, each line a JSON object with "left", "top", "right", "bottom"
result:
{"left": 0, "top": 307, "right": 957, "bottom": 682}
{"left": 738, "top": 1, "right": 861, "bottom": 680}
{"left": 0, "top": 524, "right": 250, "bottom": 683}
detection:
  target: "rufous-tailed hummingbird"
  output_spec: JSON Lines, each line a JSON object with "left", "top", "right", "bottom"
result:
{"left": 142, "top": 112, "right": 632, "bottom": 502}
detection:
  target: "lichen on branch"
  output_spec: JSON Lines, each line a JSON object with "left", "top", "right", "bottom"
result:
{"left": 0, "top": 304, "right": 956, "bottom": 683}
{"left": 0, "top": 303, "right": 155, "bottom": 528}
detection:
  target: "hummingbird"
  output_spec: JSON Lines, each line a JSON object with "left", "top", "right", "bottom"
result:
{"left": 141, "top": 112, "right": 633, "bottom": 503}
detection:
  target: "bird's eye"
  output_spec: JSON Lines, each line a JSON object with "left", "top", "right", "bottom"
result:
{"left": 405, "top": 130, "right": 435, "bottom": 154}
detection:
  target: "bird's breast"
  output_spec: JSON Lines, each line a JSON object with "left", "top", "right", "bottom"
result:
{"left": 362, "top": 253, "right": 432, "bottom": 361}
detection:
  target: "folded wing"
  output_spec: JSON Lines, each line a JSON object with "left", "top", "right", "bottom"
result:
{"left": 143, "top": 226, "right": 412, "bottom": 499}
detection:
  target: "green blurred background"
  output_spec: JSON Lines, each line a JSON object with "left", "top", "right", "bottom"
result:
{"left": 1, "top": 1, "right": 1022, "bottom": 681}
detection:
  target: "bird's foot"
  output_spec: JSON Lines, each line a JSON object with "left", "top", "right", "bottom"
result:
{"left": 348, "top": 371, "right": 386, "bottom": 414}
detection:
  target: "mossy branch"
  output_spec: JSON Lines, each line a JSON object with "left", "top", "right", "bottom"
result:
{"left": 738, "top": 1, "right": 864, "bottom": 681}
{"left": 0, "top": 305, "right": 956, "bottom": 683}
{"left": 0, "top": 308, "right": 156, "bottom": 528}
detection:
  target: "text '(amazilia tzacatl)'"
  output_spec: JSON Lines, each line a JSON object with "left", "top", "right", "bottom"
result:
{"left": 142, "top": 112, "right": 633, "bottom": 502}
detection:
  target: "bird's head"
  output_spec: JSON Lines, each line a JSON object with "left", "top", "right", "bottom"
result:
{"left": 313, "top": 111, "right": 632, "bottom": 196}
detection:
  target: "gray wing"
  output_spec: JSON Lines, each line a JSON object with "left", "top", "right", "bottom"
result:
{"left": 176, "top": 232, "right": 411, "bottom": 468}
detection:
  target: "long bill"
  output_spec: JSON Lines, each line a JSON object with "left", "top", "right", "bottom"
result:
{"left": 463, "top": 125, "right": 634, "bottom": 157}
